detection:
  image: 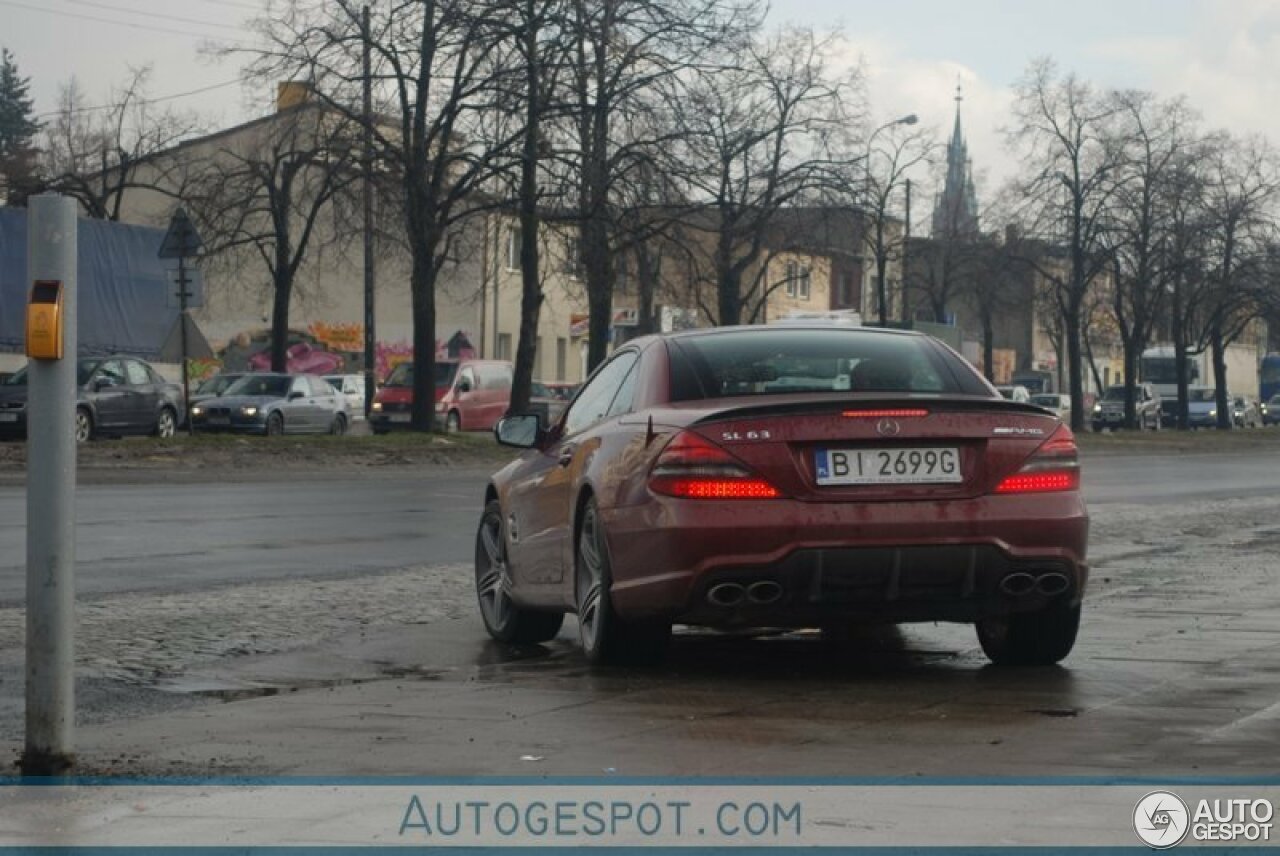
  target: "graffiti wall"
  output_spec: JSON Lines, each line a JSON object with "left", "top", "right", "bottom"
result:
{"left": 190, "top": 324, "right": 476, "bottom": 383}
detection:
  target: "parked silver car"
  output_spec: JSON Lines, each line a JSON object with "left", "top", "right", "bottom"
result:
{"left": 191, "top": 373, "right": 350, "bottom": 436}
{"left": 324, "top": 374, "right": 368, "bottom": 421}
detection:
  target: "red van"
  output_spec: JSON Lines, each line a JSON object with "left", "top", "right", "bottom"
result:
{"left": 370, "top": 359, "right": 513, "bottom": 433}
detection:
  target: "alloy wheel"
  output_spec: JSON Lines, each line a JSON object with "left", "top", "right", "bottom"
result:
{"left": 157, "top": 409, "right": 175, "bottom": 438}
{"left": 476, "top": 510, "right": 511, "bottom": 631}
{"left": 74, "top": 410, "right": 91, "bottom": 444}
{"left": 576, "top": 505, "right": 605, "bottom": 652}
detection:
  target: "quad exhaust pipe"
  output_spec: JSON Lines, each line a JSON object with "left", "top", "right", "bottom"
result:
{"left": 746, "top": 580, "right": 784, "bottom": 605}
{"left": 706, "top": 580, "right": 785, "bottom": 608}
{"left": 999, "top": 571, "right": 1071, "bottom": 597}
{"left": 707, "top": 582, "right": 746, "bottom": 607}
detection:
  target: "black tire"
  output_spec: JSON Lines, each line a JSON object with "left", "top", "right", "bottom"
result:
{"left": 74, "top": 407, "right": 94, "bottom": 444}
{"left": 330, "top": 414, "right": 347, "bottom": 436}
{"left": 266, "top": 412, "right": 285, "bottom": 436}
{"left": 475, "top": 500, "right": 564, "bottom": 643}
{"left": 575, "top": 497, "right": 670, "bottom": 666}
{"left": 153, "top": 407, "right": 177, "bottom": 438}
{"left": 446, "top": 410, "right": 462, "bottom": 433}
{"left": 976, "top": 602, "right": 1081, "bottom": 666}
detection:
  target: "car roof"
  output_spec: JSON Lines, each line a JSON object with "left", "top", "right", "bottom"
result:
{"left": 662, "top": 324, "right": 922, "bottom": 342}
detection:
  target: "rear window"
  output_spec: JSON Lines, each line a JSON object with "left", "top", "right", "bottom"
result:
{"left": 1030, "top": 394, "right": 1060, "bottom": 407}
{"left": 667, "top": 329, "right": 987, "bottom": 402}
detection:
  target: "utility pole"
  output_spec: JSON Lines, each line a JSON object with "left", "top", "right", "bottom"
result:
{"left": 159, "top": 209, "right": 202, "bottom": 435}
{"left": 23, "top": 194, "right": 78, "bottom": 776}
{"left": 362, "top": 4, "right": 377, "bottom": 418}
{"left": 901, "top": 178, "right": 911, "bottom": 324}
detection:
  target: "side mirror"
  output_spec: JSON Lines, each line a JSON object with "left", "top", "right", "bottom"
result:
{"left": 494, "top": 414, "right": 541, "bottom": 449}
{"left": 458, "top": 379, "right": 473, "bottom": 394}
{"left": 288, "top": 390, "right": 305, "bottom": 401}
{"left": 93, "top": 376, "right": 117, "bottom": 391}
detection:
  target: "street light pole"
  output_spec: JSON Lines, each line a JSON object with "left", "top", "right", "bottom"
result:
{"left": 865, "top": 113, "right": 917, "bottom": 327}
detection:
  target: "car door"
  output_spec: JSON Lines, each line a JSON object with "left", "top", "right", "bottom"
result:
{"left": 123, "top": 359, "right": 159, "bottom": 432}
{"left": 504, "top": 350, "right": 639, "bottom": 590}
{"left": 309, "top": 375, "right": 339, "bottom": 429}
{"left": 283, "top": 376, "right": 313, "bottom": 432}
{"left": 89, "top": 360, "right": 130, "bottom": 430}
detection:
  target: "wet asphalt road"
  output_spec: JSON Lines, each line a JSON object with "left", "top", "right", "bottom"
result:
{"left": 0, "top": 451, "right": 1275, "bottom": 603}
{"left": 1, "top": 450, "right": 1279, "bottom": 776}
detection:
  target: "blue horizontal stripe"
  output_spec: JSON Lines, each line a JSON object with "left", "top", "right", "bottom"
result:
{"left": 4, "top": 775, "right": 1279, "bottom": 787}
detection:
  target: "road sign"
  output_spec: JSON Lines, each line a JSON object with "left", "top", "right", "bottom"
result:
{"left": 166, "top": 268, "right": 204, "bottom": 309}
{"left": 158, "top": 208, "right": 203, "bottom": 260}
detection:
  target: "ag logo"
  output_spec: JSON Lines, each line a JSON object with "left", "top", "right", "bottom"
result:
{"left": 1134, "top": 791, "right": 1190, "bottom": 849}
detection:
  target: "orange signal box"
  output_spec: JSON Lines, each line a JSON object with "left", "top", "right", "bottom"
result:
{"left": 26, "top": 280, "right": 64, "bottom": 360}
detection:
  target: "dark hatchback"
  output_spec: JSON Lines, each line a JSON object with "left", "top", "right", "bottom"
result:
{"left": 0, "top": 356, "right": 185, "bottom": 443}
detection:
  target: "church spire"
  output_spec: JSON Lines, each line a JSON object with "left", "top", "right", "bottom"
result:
{"left": 932, "top": 77, "right": 980, "bottom": 239}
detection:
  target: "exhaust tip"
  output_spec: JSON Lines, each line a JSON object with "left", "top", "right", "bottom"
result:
{"left": 746, "top": 580, "right": 784, "bottom": 605}
{"left": 999, "top": 572, "right": 1037, "bottom": 597}
{"left": 707, "top": 582, "right": 746, "bottom": 608}
{"left": 1035, "top": 572, "right": 1071, "bottom": 596}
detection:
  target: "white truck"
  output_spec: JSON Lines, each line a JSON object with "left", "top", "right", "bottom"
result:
{"left": 1140, "top": 344, "right": 1259, "bottom": 401}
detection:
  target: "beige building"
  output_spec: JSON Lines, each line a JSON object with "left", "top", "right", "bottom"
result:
{"left": 111, "top": 90, "right": 854, "bottom": 385}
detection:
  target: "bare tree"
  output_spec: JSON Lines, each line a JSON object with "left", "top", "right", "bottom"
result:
{"left": 1007, "top": 58, "right": 1126, "bottom": 431}
{"left": 248, "top": 0, "right": 520, "bottom": 431}
{"left": 41, "top": 66, "right": 203, "bottom": 221}
{"left": 188, "top": 102, "right": 362, "bottom": 372}
{"left": 1197, "top": 134, "right": 1279, "bottom": 427}
{"left": 861, "top": 118, "right": 932, "bottom": 325}
{"left": 1103, "top": 92, "right": 1198, "bottom": 428}
{"left": 672, "top": 25, "right": 863, "bottom": 326}
{"left": 559, "top": 0, "right": 757, "bottom": 370}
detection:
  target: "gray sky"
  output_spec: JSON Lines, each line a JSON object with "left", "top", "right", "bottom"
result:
{"left": 5, "top": 0, "right": 1280, "bottom": 206}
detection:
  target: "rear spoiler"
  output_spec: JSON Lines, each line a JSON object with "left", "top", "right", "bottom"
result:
{"left": 688, "top": 395, "right": 1056, "bottom": 426}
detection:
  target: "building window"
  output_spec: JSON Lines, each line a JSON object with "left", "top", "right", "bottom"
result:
{"left": 556, "top": 338, "right": 567, "bottom": 381}
{"left": 506, "top": 227, "right": 522, "bottom": 272}
{"left": 798, "top": 266, "right": 811, "bottom": 300}
{"left": 785, "top": 261, "right": 798, "bottom": 297}
{"left": 497, "top": 333, "right": 512, "bottom": 361}
{"left": 563, "top": 238, "right": 581, "bottom": 278}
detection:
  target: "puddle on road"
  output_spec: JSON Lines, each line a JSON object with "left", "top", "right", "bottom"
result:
{"left": 157, "top": 676, "right": 380, "bottom": 702}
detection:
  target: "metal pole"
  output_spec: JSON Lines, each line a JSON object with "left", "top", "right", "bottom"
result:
{"left": 901, "top": 178, "right": 911, "bottom": 324}
{"left": 362, "top": 4, "right": 377, "bottom": 417}
{"left": 23, "top": 194, "right": 78, "bottom": 776}
{"left": 178, "top": 252, "right": 192, "bottom": 435}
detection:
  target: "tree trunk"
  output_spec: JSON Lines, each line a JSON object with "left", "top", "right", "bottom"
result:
{"left": 1211, "top": 325, "right": 1231, "bottom": 430}
{"left": 981, "top": 311, "right": 995, "bottom": 383}
{"left": 636, "top": 243, "right": 659, "bottom": 336}
{"left": 582, "top": 216, "right": 612, "bottom": 372}
{"left": 1121, "top": 341, "right": 1138, "bottom": 430}
{"left": 509, "top": 9, "right": 544, "bottom": 416}
{"left": 1065, "top": 304, "right": 1085, "bottom": 433}
{"left": 1172, "top": 275, "right": 1189, "bottom": 430}
{"left": 409, "top": 244, "right": 437, "bottom": 433}
{"left": 269, "top": 269, "right": 292, "bottom": 373}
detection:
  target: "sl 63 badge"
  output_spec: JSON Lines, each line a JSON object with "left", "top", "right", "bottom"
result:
{"left": 721, "top": 429, "right": 772, "bottom": 442}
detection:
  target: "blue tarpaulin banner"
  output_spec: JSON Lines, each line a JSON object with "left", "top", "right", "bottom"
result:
{"left": 0, "top": 206, "right": 178, "bottom": 358}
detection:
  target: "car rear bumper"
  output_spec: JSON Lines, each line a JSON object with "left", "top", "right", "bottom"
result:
{"left": 602, "top": 493, "right": 1089, "bottom": 626}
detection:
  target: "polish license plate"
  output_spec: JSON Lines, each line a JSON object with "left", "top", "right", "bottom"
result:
{"left": 0, "top": 413, "right": 17, "bottom": 423}
{"left": 815, "top": 447, "right": 962, "bottom": 485}
{"left": 389, "top": 413, "right": 411, "bottom": 423}
{"left": 209, "top": 416, "right": 230, "bottom": 426}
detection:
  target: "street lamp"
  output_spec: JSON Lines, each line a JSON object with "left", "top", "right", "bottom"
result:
{"left": 865, "top": 114, "right": 918, "bottom": 326}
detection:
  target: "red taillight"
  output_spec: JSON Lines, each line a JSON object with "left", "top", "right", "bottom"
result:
{"left": 993, "top": 425, "right": 1080, "bottom": 494}
{"left": 649, "top": 430, "right": 782, "bottom": 500}
{"left": 656, "top": 478, "right": 780, "bottom": 499}
{"left": 842, "top": 409, "right": 929, "bottom": 418}
{"left": 994, "top": 471, "right": 1080, "bottom": 494}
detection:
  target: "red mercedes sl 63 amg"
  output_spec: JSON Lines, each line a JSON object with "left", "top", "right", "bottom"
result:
{"left": 476, "top": 326, "right": 1088, "bottom": 667}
